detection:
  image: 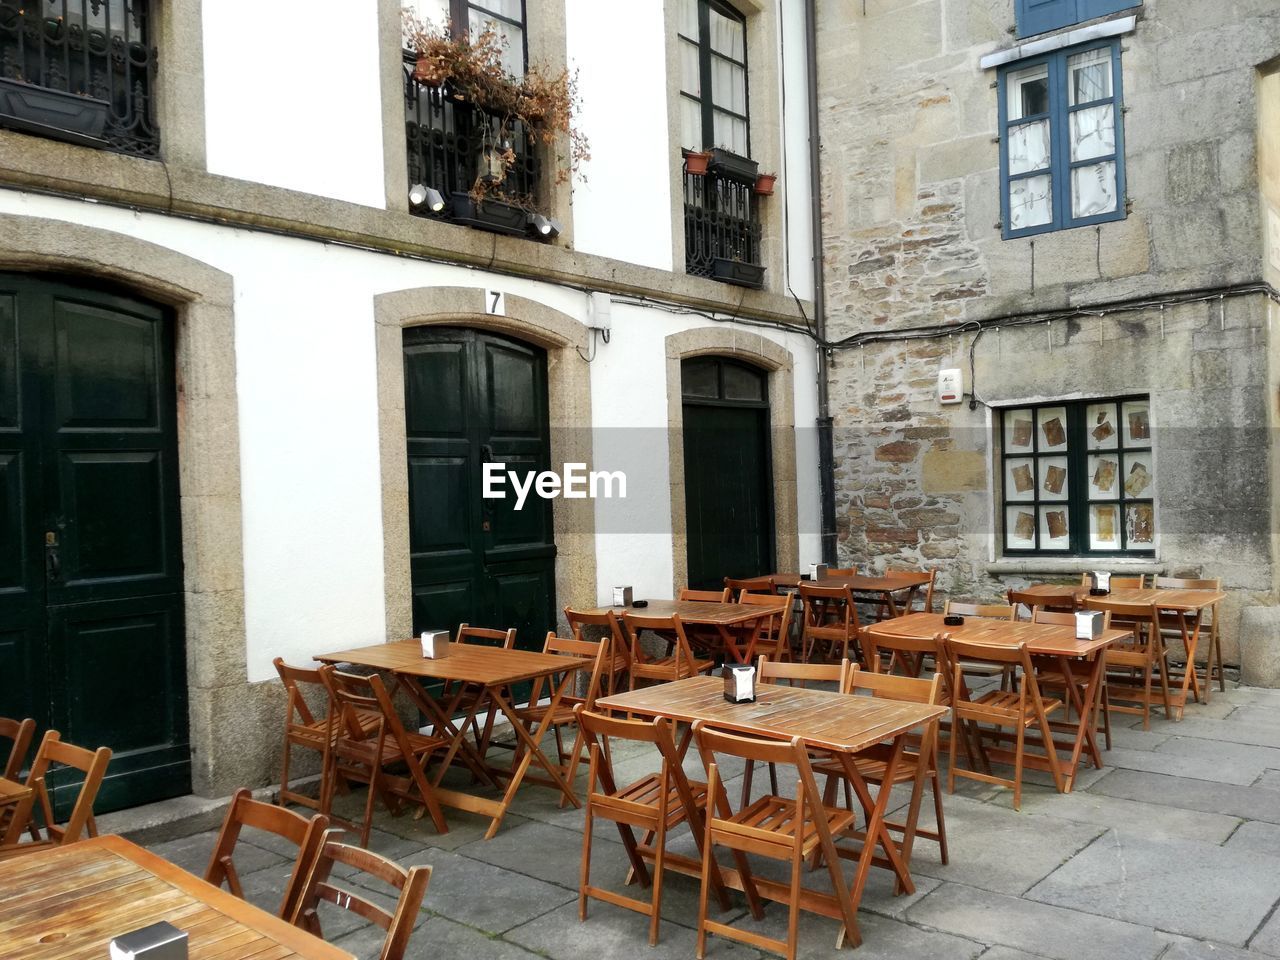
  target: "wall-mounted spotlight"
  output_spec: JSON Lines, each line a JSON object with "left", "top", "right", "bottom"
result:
{"left": 409, "top": 183, "right": 446, "bottom": 213}
{"left": 527, "top": 213, "right": 562, "bottom": 239}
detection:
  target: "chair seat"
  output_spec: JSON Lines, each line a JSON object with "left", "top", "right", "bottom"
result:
{"left": 291, "top": 709, "right": 380, "bottom": 747}
{"left": 715, "top": 794, "right": 856, "bottom": 858}
{"left": 334, "top": 730, "right": 448, "bottom": 767}
{"left": 600, "top": 773, "right": 709, "bottom": 829}
{"left": 959, "top": 690, "right": 1063, "bottom": 725}
{"left": 516, "top": 695, "right": 587, "bottom": 727}
{"left": 813, "top": 742, "right": 924, "bottom": 785}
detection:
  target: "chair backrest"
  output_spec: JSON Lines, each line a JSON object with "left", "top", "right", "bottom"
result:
{"left": 1082, "top": 596, "right": 1159, "bottom": 646}
{"left": 274, "top": 657, "right": 331, "bottom": 729}
{"left": 26, "top": 730, "right": 111, "bottom": 846}
{"left": 755, "top": 655, "right": 847, "bottom": 688}
{"left": 843, "top": 664, "right": 942, "bottom": 706}
{"left": 1079, "top": 573, "right": 1147, "bottom": 589}
{"left": 691, "top": 721, "right": 824, "bottom": 832}
{"left": 886, "top": 567, "right": 938, "bottom": 612}
{"left": 825, "top": 566, "right": 857, "bottom": 578}
{"left": 939, "top": 636, "right": 1039, "bottom": 713}
{"left": 798, "top": 582, "right": 858, "bottom": 623}
{"left": 943, "top": 600, "right": 1015, "bottom": 620}
{"left": 621, "top": 612, "right": 702, "bottom": 677}
{"left": 575, "top": 706, "right": 690, "bottom": 812}
{"left": 1032, "top": 608, "right": 1112, "bottom": 629}
{"left": 291, "top": 835, "right": 431, "bottom": 960}
{"left": 456, "top": 624, "right": 517, "bottom": 649}
{"left": 0, "top": 716, "right": 35, "bottom": 782}
{"left": 1154, "top": 576, "right": 1220, "bottom": 590}
{"left": 679, "top": 587, "right": 731, "bottom": 602}
{"left": 725, "top": 576, "right": 777, "bottom": 599}
{"left": 535, "top": 631, "right": 610, "bottom": 708}
{"left": 861, "top": 629, "right": 944, "bottom": 677}
{"left": 738, "top": 592, "right": 793, "bottom": 656}
{"left": 205, "top": 788, "right": 329, "bottom": 920}
{"left": 321, "top": 668, "right": 412, "bottom": 762}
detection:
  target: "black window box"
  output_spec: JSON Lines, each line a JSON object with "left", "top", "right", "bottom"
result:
{"left": 0, "top": 78, "right": 109, "bottom": 149}
{"left": 708, "top": 148, "right": 758, "bottom": 184}
{"left": 448, "top": 191, "right": 528, "bottom": 237}
{"left": 711, "top": 257, "right": 765, "bottom": 289}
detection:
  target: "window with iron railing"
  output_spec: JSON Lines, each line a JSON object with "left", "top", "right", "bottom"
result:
{"left": 684, "top": 162, "right": 763, "bottom": 289}
{"left": 0, "top": 0, "right": 158, "bottom": 157}
{"left": 403, "top": 51, "right": 542, "bottom": 237}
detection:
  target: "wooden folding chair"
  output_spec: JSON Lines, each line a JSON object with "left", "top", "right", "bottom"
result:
{"left": 941, "top": 601, "right": 1017, "bottom": 689}
{"left": 1007, "top": 588, "right": 1073, "bottom": 620}
{"left": 1084, "top": 596, "right": 1171, "bottom": 729}
{"left": 319, "top": 667, "right": 449, "bottom": 845}
{"left": 725, "top": 576, "right": 777, "bottom": 599}
{"left": 798, "top": 582, "right": 860, "bottom": 664}
{"left": 565, "top": 606, "right": 630, "bottom": 696}
{"left": 742, "top": 657, "right": 850, "bottom": 807}
{"left": 737, "top": 591, "right": 795, "bottom": 663}
{"left": 205, "top": 788, "right": 329, "bottom": 920}
{"left": 679, "top": 587, "right": 731, "bottom": 602}
{"left": 0, "top": 730, "right": 111, "bottom": 858}
{"left": 292, "top": 835, "right": 431, "bottom": 960}
{"left": 887, "top": 567, "right": 937, "bottom": 613}
{"left": 1155, "top": 576, "right": 1224, "bottom": 701}
{"left": 444, "top": 624, "right": 518, "bottom": 755}
{"left": 817, "top": 665, "right": 947, "bottom": 888}
{"left": 621, "top": 612, "right": 715, "bottom": 689}
{"left": 575, "top": 707, "right": 727, "bottom": 946}
{"left": 693, "top": 721, "right": 860, "bottom": 959}
{"left": 513, "top": 631, "right": 610, "bottom": 806}
{"left": 859, "top": 566, "right": 937, "bottom": 621}
{"left": 941, "top": 637, "right": 1063, "bottom": 810}
{"left": 0, "top": 717, "right": 34, "bottom": 782}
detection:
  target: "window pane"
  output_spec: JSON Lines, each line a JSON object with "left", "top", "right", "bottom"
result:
{"left": 680, "top": 97, "right": 702, "bottom": 151}
{"left": 713, "top": 110, "right": 748, "bottom": 155}
{"left": 709, "top": 8, "right": 745, "bottom": 60}
{"left": 1090, "top": 503, "right": 1121, "bottom": 550}
{"left": 680, "top": 38, "right": 701, "bottom": 96}
{"left": 1071, "top": 160, "right": 1117, "bottom": 218}
{"left": 723, "top": 364, "right": 765, "bottom": 401}
{"left": 678, "top": 0, "right": 699, "bottom": 37}
{"left": 1070, "top": 104, "right": 1115, "bottom": 162}
{"left": 1009, "top": 174, "right": 1052, "bottom": 230}
{"left": 1037, "top": 407, "right": 1068, "bottom": 450}
{"left": 1039, "top": 455, "right": 1069, "bottom": 501}
{"left": 1008, "top": 119, "right": 1051, "bottom": 175}
{"left": 1005, "top": 458, "right": 1036, "bottom": 502}
{"left": 1122, "top": 400, "right": 1151, "bottom": 446}
{"left": 682, "top": 360, "right": 718, "bottom": 399}
{"left": 471, "top": 0, "right": 522, "bottom": 20}
{"left": 1088, "top": 454, "right": 1119, "bottom": 498}
{"left": 1123, "top": 454, "right": 1154, "bottom": 499}
{"left": 1085, "top": 402, "right": 1119, "bottom": 450}
{"left": 1040, "top": 506, "right": 1071, "bottom": 549}
{"left": 1006, "top": 506, "right": 1037, "bottom": 551}
{"left": 711, "top": 57, "right": 746, "bottom": 115}
{"left": 469, "top": 10, "right": 523, "bottom": 74}
{"left": 1007, "top": 63, "right": 1049, "bottom": 120}
{"left": 1004, "top": 409, "right": 1035, "bottom": 453}
{"left": 1069, "top": 47, "right": 1112, "bottom": 105}
{"left": 1126, "top": 502, "right": 1154, "bottom": 546}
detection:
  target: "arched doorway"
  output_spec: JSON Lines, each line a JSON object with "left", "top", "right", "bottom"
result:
{"left": 681, "top": 355, "right": 775, "bottom": 590}
{"left": 0, "top": 273, "right": 188, "bottom": 813}
{"left": 402, "top": 325, "right": 557, "bottom": 651}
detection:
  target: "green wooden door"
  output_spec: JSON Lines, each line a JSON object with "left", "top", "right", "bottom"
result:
{"left": 0, "top": 275, "right": 188, "bottom": 814}
{"left": 682, "top": 357, "right": 775, "bottom": 591}
{"left": 403, "top": 327, "right": 557, "bottom": 659}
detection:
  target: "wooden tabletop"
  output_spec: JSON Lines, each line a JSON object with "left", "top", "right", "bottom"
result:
{"left": 770, "top": 571, "right": 933, "bottom": 592}
{"left": 864, "top": 612, "right": 1126, "bottom": 658}
{"left": 1020, "top": 584, "right": 1226, "bottom": 613}
{"left": 0, "top": 777, "right": 31, "bottom": 808}
{"left": 597, "top": 676, "right": 944, "bottom": 754}
{"left": 0, "top": 834, "right": 352, "bottom": 959}
{"left": 579, "top": 600, "right": 769, "bottom": 625}
{"left": 315, "top": 640, "right": 583, "bottom": 685}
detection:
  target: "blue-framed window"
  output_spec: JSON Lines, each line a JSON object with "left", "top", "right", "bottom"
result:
{"left": 999, "top": 41, "right": 1126, "bottom": 239}
{"left": 1017, "top": 0, "right": 1139, "bottom": 39}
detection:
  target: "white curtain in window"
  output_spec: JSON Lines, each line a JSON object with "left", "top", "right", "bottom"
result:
{"left": 709, "top": 8, "right": 745, "bottom": 60}
{"left": 681, "top": 99, "right": 702, "bottom": 151}
{"left": 1009, "top": 174, "right": 1053, "bottom": 230}
{"left": 1069, "top": 48, "right": 1112, "bottom": 105}
{"left": 1070, "top": 104, "right": 1115, "bottom": 162}
{"left": 1072, "top": 161, "right": 1117, "bottom": 218}
{"left": 711, "top": 58, "right": 746, "bottom": 115}
{"left": 1008, "top": 119, "right": 1050, "bottom": 175}
{"left": 713, "top": 111, "right": 748, "bottom": 155}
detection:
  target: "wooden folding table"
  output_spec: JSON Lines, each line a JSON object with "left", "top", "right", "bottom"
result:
{"left": 597, "top": 676, "right": 943, "bottom": 949}
{"left": 315, "top": 640, "right": 584, "bottom": 839}
{"left": 581, "top": 599, "right": 771, "bottom": 663}
{"left": 0, "top": 834, "right": 351, "bottom": 958}
{"left": 865, "top": 612, "right": 1125, "bottom": 790}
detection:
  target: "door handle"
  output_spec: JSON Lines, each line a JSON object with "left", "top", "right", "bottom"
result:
{"left": 45, "top": 533, "right": 61, "bottom": 582}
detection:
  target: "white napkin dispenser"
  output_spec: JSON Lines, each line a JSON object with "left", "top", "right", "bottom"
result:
{"left": 1075, "top": 611, "right": 1104, "bottom": 640}
{"left": 109, "top": 921, "right": 188, "bottom": 960}
{"left": 722, "top": 664, "right": 756, "bottom": 703}
{"left": 808, "top": 563, "right": 828, "bottom": 581}
{"left": 612, "top": 585, "right": 634, "bottom": 607}
{"left": 1088, "top": 570, "right": 1112, "bottom": 595}
{"left": 420, "top": 629, "right": 451, "bottom": 659}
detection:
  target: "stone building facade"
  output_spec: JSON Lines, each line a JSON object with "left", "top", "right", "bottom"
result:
{"left": 816, "top": 0, "right": 1280, "bottom": 682}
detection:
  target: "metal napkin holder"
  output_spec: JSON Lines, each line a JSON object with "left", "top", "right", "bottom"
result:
{"left": 109, "top": 921, "right": 188, "bottom": 960}
{"left": 1075, "top": 610, "right": 1105, "bottom": 639}
{"left": 420, "top": 629, "right": 451, "bottom": 659}
{"left": 612, "top": 585, "right": 634, "bottom": 606}
{"left": 722, "top": 664, "right": 756, "bottom": 703}
{"left": 1088, "top": 570, "right": 1112, "bottom": 596}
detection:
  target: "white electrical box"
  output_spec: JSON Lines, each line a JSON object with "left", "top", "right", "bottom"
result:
{"left": 938, "top": 367, "right": 963, "bottom": 405}
{"left": 588, "top": 291, "right": 612, "bottom": 332}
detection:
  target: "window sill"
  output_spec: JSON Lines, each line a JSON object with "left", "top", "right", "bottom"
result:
{"left": 979, "top": 14, "right": 1137, "bottom": 70}
{"left": 987, "top": 557, "right": 1163, "bottom": 577}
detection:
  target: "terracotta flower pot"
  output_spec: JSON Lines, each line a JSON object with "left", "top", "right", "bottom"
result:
{"left": 684, "top": 151, "right": 711, "bottom": 175}
{"left": 413, "top": 56, "right": 444, "bottom": 86}
{"left": 754, "top": 172, "right": 777, "bottom": 196}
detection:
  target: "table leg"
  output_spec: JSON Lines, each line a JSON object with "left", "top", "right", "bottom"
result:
{"left": 719, "top": 624, "right": 750, "bottom": 664}
{"left": 401, "top": 681, "right": 498, "bottom": 790}
{"left": 1056, "top": 653, "right": 1106, "bottom": 790}
{"left": 837, "top": 734, "right": 914, "bottom": 895}
{"left": 1173, "top": 611, "right": 1204, "bottom": 719}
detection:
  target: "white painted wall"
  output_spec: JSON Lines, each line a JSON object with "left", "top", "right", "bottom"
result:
{"left": 779, "top": 0, "right": 815, "bottom": 301}
{"left": 202, "top": 2, "right": 388, "bottom": 208}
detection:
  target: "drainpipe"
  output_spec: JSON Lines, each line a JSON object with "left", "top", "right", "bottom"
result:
{"left": 804, "top": 0, "right": 837, "bottom": 565}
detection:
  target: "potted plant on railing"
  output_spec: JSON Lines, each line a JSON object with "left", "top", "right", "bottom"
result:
{"left": 754, "top": 172, "right": 777, "bottom": 196}
{"left": 684, "top": 149, "right": 711, "bottom": 175}
{"left": 403, "top": 11, "right": 589, "bottom": 236}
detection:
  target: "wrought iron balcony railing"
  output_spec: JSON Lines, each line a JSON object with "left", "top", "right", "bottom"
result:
{"left": 404, "top": 52, "right": 541, "bottom": 237}
{"left": 684, "top": 162, "right": 764, "bottom": 289}
{"left": 0, "top": 0, "right": 158, "bottom": 158}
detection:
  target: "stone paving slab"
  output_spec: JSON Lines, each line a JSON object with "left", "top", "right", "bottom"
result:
{"left": 988, "top": 787, "right": 1241, "bottom": 843}
{"left": 1089, "top": 768, "right": 1280, "bottom": 823}
{"left": 1026, "top": 830, "right": 1280, "bottom": 946}
{"left": 1251, "top": 910, "right": 1280, "bottom": 957}
{"left": 1223, "top": 818, "right": 1280, "bottom": 858}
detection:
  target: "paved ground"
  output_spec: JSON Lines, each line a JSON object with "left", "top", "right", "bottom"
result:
{"left": 143, "top": 682, "right": 1280, "bottom": 960}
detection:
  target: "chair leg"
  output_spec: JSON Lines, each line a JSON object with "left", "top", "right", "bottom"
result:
{"left": 649, "top": 818, "right": 667, "bottom": 946}
{"left": 578, "top": 794, "right": 594, "bottom": 922}
{"left": 1012, "top": 722, "right": 1025, "bottom": 812}
{"left": 740, "top": 759, "right": 755, "bottom": 808}
{"left": 1140, "top": 662, "right": 1153, "bottom": 731}
{"left": 947, "top": 708, "right": 959, "bottom": 796}
{"left": 930, "top": 768, "right": 949, "bottom": 865}
{"left": 695, "top": 792, "right": 715, "bottom": 960}
{"left": 786, "top": 837, "right": 803, "bottom": 960}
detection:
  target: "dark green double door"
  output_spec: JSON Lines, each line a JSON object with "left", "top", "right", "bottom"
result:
{"left": 403, "top": 327, "right": 556, "bottom": 656}
{"left": 0, "top": 275, "right": 188, "bottom": 814}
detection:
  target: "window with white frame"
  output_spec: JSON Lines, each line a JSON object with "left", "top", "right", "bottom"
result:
{"left": 677, "top": 0, "right": 750, "bottom": 157}
{"left": 1000, "top": 397, "right": 1155, "bottom": 556}
{"left": 999, "top": 41, "right": 1126, "bottom": 238}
